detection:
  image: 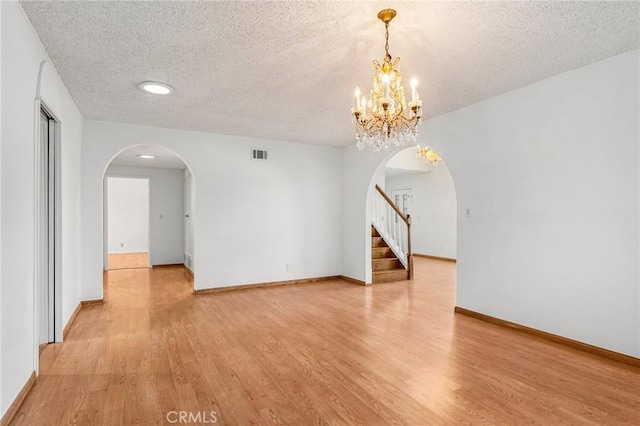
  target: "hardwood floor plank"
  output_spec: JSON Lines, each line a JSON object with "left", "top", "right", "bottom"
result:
{"left": 10, "top": 258, "right": 640, "bottom": 425}
{"left": 107, "top": 252, "right": 148, "bottom": 270}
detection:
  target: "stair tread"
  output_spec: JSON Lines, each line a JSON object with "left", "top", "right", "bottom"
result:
{"left": 373, "top": 269, "right": 408, "bottom": 273}
{"left": 373, "top": 267, "right": 407, "bottom": 273}
{"left": 372, "top": 268, "right": 410, "bottom": 283}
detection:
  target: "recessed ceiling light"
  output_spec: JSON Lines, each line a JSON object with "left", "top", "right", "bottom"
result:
{"left": 138, "top": 81, "right": 174, "bottom": 95}
{"left": 137, "top": 154, "right": 155, "bottom": 159}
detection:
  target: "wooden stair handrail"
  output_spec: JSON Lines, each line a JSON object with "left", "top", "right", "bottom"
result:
{"left": 375, "top": 185, "right": 410, "bottom": 225}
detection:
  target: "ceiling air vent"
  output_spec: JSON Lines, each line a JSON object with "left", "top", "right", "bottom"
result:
{"left": 251, "top": 149, "right": 268, "bottom": 160}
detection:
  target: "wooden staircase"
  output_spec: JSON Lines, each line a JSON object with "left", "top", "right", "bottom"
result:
{"left": 372, "top": 225, "right": 411, "bottom": 283}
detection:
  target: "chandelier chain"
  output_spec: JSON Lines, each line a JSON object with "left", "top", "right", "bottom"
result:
{"left": 384, "top": 22, "right": 390, "bottom": 57}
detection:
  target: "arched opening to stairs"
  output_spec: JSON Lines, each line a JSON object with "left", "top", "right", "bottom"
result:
{"left": 366, "top": 146, "right": 457, "bottom": 287}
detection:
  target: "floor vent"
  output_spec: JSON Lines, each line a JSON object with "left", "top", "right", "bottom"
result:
{"left": 251, "top": 149, "right": 268, "bottom": 160}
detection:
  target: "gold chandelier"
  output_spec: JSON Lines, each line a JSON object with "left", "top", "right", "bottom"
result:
{"left": 352, "top": 9, "right": 422, "bottom": 152}
{"left": 416, "top": 146, "right": 442, "bottom": 166}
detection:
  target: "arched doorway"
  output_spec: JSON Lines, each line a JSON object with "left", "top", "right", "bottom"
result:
{"left": 102, "top": 144, "right": 196, "bottom": 279}
{"left": 383, "top": 147, "right": 457, "bottom": 260}
{"left": 365, "top": 145, "right": 457, "bottom": 287}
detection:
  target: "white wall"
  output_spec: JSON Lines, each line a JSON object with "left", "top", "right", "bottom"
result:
{"left": 82, "top": 121, "right": 343, "bottom": 297}
{"left": 373, "top": 168, "right": 385, "bottom": 191}
{"left": 343, "top": 50, "right": 640, "bottom": 358}
{"left": 106, "top": 165, "right": 185, "bottom": 265}
{"left": 342, "top": 146, "right": 384, "bottom": 284}
{"left": 385, "top": 162, "right": 457, "bottom": 259}
{"left": 385, "top": 148, "right": 430, "bottom": 173}
{"left": 1, "top": 0, "right": 83, "bottom": 417}
{"left": 107, "top": 177, "right": 149, "bottom": 255}
{"left": 0, "top": 0, "right": 4, "bottom": 409}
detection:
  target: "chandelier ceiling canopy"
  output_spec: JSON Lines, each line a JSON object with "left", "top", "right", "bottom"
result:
{"left": 352, "top": 9, "right": 422, "bottom": 152}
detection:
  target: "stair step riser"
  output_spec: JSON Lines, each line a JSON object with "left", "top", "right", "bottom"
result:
{"left": 372, "top": 248, "right": 394, "bottom": 259}
{"left": 372, "top": 237, "right": 388, "bottom": 248}
{"left": 372, "top": 269, "right": 410, "bottom": 283}
{"left": 372, "top": 259, "right": 403, "bottom": 271}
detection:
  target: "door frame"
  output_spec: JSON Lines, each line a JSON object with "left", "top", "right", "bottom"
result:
{"left": 183, "top": 169, "right": 195, "bottom": 273}
{"left": 391, "top": 187, "right": 413, "bottom": 217}
{"left": 103, "top": 174, "right": 152, "bottom": 270}
{"left": 35, "top": 101, "right": 63, "bottom": 350}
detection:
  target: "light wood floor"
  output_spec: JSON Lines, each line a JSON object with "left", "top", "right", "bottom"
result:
{"left": 107, "top": 252, "right": 148, "bottom": 270}
{"left": 12, "top": 258, "right": 639, "bottom": 425}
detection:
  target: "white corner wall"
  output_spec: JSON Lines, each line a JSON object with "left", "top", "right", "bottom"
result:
{"left": 82, "top": 121, "right": 343, "bottom": 298}
{"left": 106, "top": 165, "right": 185, "bottom": 265}
{"left": 385, "top": 163, "right": 457, "bottom": 259}
{"left": 342, "top": 50, "right": 640, "bottom": 357}
{"left": 107, "top": 177, "right": 149, "bottom": 255}
{"left": 342, "top": 146, "right": 387, "bottom": 284}
{"left": 1, "top": 0, "right": 83, "bottom": 417}
{"left": 0, "top": 0, "right": 4, "bottom": 409}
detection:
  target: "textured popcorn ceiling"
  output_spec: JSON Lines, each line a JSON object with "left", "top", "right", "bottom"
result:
{"left": 20, "top": 1, "right": 640, "bottom": 147}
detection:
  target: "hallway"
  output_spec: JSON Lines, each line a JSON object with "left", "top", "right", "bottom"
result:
{"left": 12, "top": 258, "right": 639, "bottom": 425}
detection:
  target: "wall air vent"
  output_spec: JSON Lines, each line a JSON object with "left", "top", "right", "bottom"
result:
{"left": 251, "top": 149, "right": 268, "bottom": 160}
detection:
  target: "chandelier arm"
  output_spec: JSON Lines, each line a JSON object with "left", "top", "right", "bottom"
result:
{"left": 357, "top": 119, "right": 370, "bottom": 134}
{"left": 366, "top": 115, "right": 420, "bottom": 134}
{"left": 394, "top": 96, "right": 405, "bottom": 117}
{"left": 364, "top": 119, "right": 383, "bottom": 135}
{"left": 394, "top": 116, "right": 417, "bottom": 135}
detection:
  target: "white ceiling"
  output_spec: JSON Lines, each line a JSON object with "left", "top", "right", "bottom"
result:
{"left": 20, "top": 1, "right": 639, "bottom": 148}
{"left": 109, "top": 145, "right": 187, "bottom": 170}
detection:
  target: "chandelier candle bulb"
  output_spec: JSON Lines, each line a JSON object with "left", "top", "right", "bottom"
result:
{"left": 354, "top": 87, "right": 361, "bottom": 110}
{"left": 411, "top": 78, "right": 417, "bottom": 103}
{"left": 361, "top": 96, "right": 367, "bottom": 116}
{"left": 383, "top": 74, "right": 390, "bottom": 99}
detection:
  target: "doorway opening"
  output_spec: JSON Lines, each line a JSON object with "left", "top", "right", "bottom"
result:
{"left": 106, "top": 177, "right": 150, "bottom": 270}
{"left": 102, "top": 145, "right": 195, "bottom": 277}
{"left": 184, "top": 169, "right": 195, "bottom": 272}
{"left": 38, "top": 105, "right": 60, "bottom": 347}
{"left": 383, "top": 147, "right": 457, "bottom": 260}
{"left": 368, "top": 146, "right": 457, "bottom": 284}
